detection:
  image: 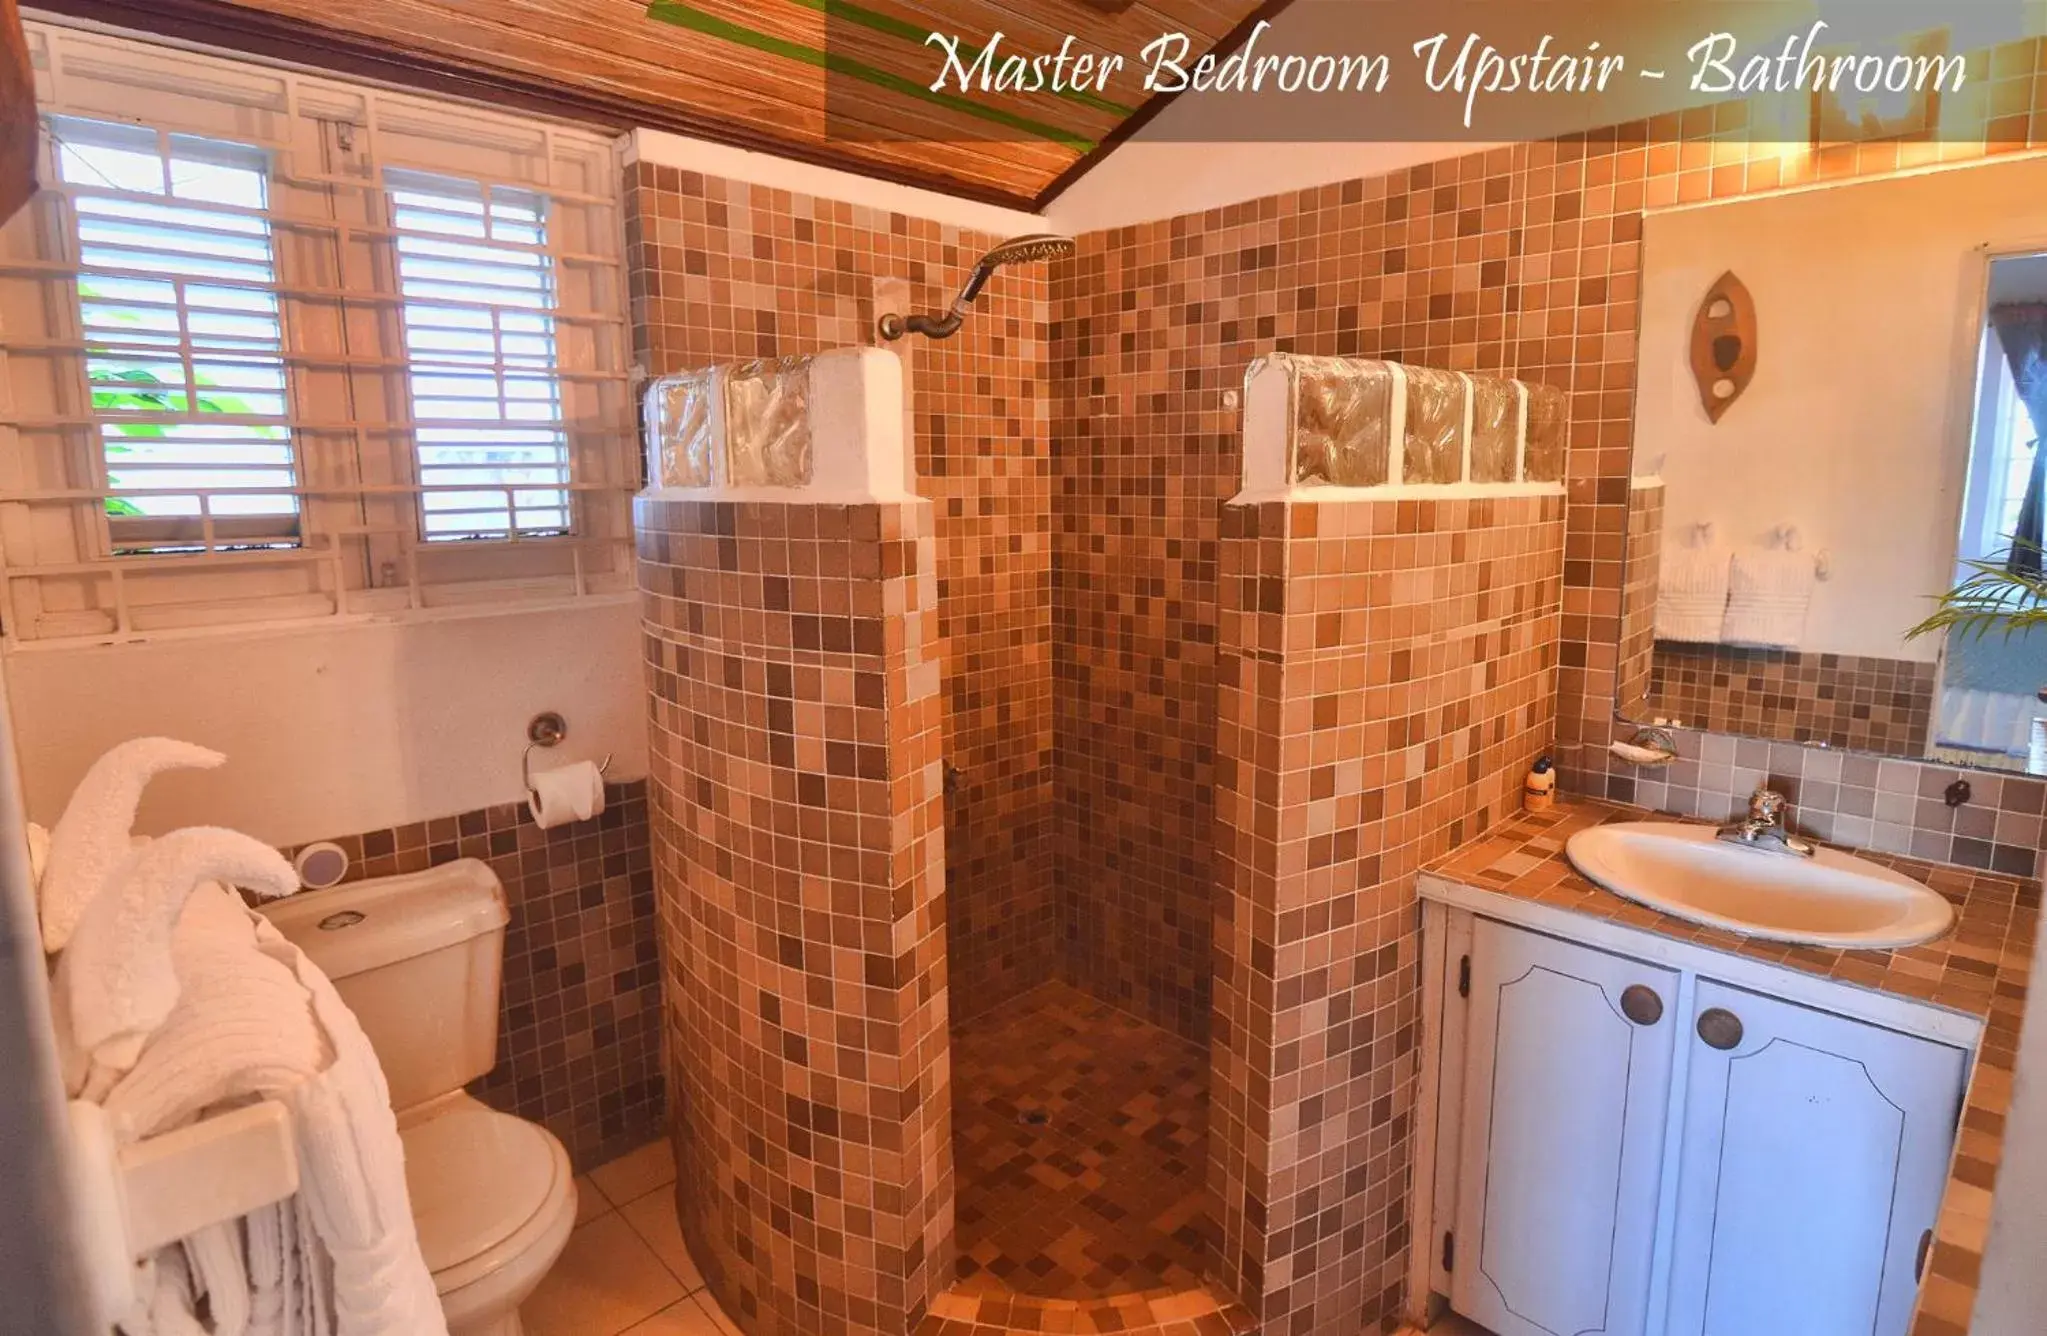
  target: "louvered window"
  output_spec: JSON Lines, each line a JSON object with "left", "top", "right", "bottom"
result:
{"left": 0, "top": 21, "right": 634, "bottom": 644}
{"left": 56, "top": 119, "right": 297, "bottom": 550}
{"left": 390, "top": 173, "right": 569, "bottom": 542}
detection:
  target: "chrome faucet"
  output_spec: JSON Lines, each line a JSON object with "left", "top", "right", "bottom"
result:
{"left": 1717, "top": 786, "right": 1815, "bottom": 858}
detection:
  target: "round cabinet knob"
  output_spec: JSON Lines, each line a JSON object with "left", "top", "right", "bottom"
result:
{"left": 1620, "top": 984, "right": 1664, "bottom": 1027}
{"left": 1697, "top": 1007, "right": 1744, "bottom": 1051}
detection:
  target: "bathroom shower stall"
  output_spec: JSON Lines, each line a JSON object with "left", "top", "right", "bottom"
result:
{"left": 630, "top": 216, "right": 1570, "bottom": 1336}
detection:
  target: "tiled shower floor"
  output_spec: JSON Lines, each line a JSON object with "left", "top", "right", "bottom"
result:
{"left": 950, "top": 981, "right": 1212, "bottom": 1299}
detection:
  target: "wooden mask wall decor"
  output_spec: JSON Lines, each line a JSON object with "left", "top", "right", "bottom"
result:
{"left": 1690, "top": 272, "right": 1757, "bottom": 422}
{"left": 0, "top": 0, "right": 32, "bottom": 227}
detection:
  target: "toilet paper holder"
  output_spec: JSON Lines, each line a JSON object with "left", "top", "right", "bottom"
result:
{"left": 523, "top": 711, "right": 612, "bottom": 801}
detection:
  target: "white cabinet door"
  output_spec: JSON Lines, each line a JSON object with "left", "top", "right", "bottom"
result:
{"left": 1665, "top": 979, "right": 1969, "bottom": 1336}
{"left": 1452, "top": 919, "right": 1680, "bottom": 1336}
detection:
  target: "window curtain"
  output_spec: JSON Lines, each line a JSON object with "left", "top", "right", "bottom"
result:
{"left": 1991, "top": 303, "right": 2047, "bottom": 576}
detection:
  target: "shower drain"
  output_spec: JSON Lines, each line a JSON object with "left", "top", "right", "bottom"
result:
{"left": 1017, "top": 1107, "right": 1050, "bottom": 1127}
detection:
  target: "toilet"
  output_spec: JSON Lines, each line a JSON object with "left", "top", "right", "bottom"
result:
{"left": 261, "top": 860, "right": 577, "bottom": 1336}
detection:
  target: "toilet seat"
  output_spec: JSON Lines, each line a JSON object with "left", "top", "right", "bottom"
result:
{"left": 400, "top": 1095, "right": 577, "bottom": 1306}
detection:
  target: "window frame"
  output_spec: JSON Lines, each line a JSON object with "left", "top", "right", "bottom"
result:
{"left": 0, "top": 20, "right": 636, "bottom": 647}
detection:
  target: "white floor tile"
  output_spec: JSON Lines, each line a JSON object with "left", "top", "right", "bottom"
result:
{"left": 622, "top": 1298, "right": 724, "bottom": 1335}
{"left": 620, "top": 1188, "right": 705, "bottom": 1292}
{"left": 590, "top": 1138, "right": 677, "bottom": 1207}
{"left": 522, "top": 1213, "right": 685, "bottom": 1336}
{"left": 572, "top": 1174, "right": 610, "bottom": 1227}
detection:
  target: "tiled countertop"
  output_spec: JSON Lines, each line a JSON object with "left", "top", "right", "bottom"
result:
{"left": 1420, "top": 798, "right": 2040, "bottom": 1336}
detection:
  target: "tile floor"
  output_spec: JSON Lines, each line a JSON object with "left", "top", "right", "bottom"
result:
{"left": 529, "top": 1119, "right": 1492, "bottom": 1336}
{"left": 524, "top": 1137, "right": 737, "bottom": 1336}
{"left": 950, "top": 980, "right": 1212, "bottom": 1299}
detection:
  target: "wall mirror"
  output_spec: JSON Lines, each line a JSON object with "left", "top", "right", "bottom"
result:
{"left": 1620, "top": 154, "right": 2047, "bottom": 775}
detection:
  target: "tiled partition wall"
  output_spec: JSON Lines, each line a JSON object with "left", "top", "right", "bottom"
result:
{"left": 636, "top": 496, "right": 953, "bottom": 1336}
{"left": 280, "top": 784, "right": 661, "bottom": 1171}
{"left": 626, "top": 162, "right": 1055, "bottom": 1020}
{"left": 1209, "top": 494, "right": 1564, "bottom": 1334}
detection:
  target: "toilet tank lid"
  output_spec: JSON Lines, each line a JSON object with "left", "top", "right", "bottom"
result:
{"left": 259, "top": 858, "right": 508, "bottom": 980}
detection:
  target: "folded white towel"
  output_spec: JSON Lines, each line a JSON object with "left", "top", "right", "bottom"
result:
{"left": 102, "top": 886, "right": 443, "bottom": 1336}
{"left": 61, "top": 827, "right": 297, "bottom": 1098}
{"left": 1655, "top": 544, "right": 1731, "bottom": 642}
{"left": 40, "top": 737, "right": 225, "bottom": 953}
{"left": 1722, "top": 547, "right": 1815, "bottom": 648}
{"left": 103, "top": 885, "right": 328, "bottom": 1135}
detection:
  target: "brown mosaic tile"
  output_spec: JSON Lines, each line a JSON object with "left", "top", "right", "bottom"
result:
{"left": 626, "top": 161, "right": 1056, "bottom": 1023}
{"left": 1424, "top": 797, "right": 2039, "bottom": 1336}
{"left": 950, "top": 980, "right": 1210, "bottom": 1301}
{"left": 281, "top": 782, "right": 661, "bottom": 1172}
{"left": 1646, "top": 641, "right": 1938, "bottom": 756}
{"left": 1211, "top": 492, "right": 1565, "bottom": 1335}
{"left": 637, "top": 496, "right": 953, "bottom": 1336}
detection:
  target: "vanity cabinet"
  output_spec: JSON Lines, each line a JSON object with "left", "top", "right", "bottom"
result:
{"left": 1439, "top": 917, "right": 1970, "bottom": 1336}
{"left": 1451, "top": 919, "right": 1678, "bottom": 1336}
{"left": 1663, "top": 980, "right": 1969, "bottom": 1336}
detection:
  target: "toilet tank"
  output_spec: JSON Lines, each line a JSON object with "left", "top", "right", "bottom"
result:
{"left": 260, "top": 859, "right": 509, "bottom": 1113}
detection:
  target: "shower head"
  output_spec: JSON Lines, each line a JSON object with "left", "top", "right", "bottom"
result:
{"left": 879, "top": 232, "right": 1076, "bottom": 341}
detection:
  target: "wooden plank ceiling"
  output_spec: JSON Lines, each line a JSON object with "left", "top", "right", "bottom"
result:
{"left": 39, "top": 0, "right": 1284, "bottom": 207}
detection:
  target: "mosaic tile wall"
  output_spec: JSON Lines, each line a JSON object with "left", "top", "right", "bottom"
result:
{"left": 636, "top": 496, "right": 953, "bottom": 1336}
{"left": 1645, "top": 642, "right": 1939, "bottom": 756}
{"left": 625, "top": 162, "right": 1056, "bottom": 1022}
{"left": 1615, "top": 479, "right": 1661, "bottom": 723}
{"left": 278, "top": 783, "right": 661, "bottom": 1171}
{"left": 1211, "top": 493, "right": 1565, "bottom": 1334}
{"left": 1049, "top": 147, "right": 1540, "bottom": 1048}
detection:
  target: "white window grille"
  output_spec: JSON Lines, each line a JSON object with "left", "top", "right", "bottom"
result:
{"left": 389, "top": 171, "right": 570, "bottom": 542}
{"left": 0, "top": 21, "right": 636, "bottom": 644}
{"left": 55, "top": 117, "right": 298, "bottom": 552}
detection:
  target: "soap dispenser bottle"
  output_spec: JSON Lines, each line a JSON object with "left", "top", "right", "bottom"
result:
{"left": 1524, "top": 756, "right": 1557, "bottom": 813}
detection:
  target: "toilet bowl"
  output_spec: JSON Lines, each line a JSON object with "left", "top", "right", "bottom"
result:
{"left": 262, "top": 861, "right": 577, "bottom": 1336}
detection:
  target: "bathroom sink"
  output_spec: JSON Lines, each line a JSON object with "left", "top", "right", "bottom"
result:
{"left": 1564, "top": 822, "right": 1954, "bottom": 949}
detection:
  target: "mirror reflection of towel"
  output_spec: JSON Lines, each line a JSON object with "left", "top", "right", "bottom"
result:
{"left": 1654, "top": 546, "right": 1730, "bottom": 643}
{"left": 1721, "top": 548, "right": 1814, "bottom": 649}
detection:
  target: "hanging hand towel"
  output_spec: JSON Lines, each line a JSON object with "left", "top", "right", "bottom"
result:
{"left": 1722, "top": 547, "right": 1816, "bottom": 648}
{"left": 1655, "top": 544, "right": 1731, "bottom": 642}
{"left": 100, "top": 884, "right": 442, "bottom": 1336}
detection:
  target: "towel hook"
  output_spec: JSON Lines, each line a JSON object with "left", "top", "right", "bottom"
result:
{"left": 523, "top": 711, "right": 612, "bottom": 803}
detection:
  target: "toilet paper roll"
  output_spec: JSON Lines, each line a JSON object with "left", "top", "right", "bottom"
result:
{"left": 528, "top": 760, "right": 606, "bottom": 829}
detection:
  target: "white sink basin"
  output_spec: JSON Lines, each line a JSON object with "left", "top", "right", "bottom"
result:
{"left": 1565, "top": 822, "right": 1954, "bottom": 950}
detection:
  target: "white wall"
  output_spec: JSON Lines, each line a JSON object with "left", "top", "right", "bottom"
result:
{"left": 4, "top": 599, "right": 647, "bottom": 848}
{"left": 1633, "top": 157, "right": 2047, "bottom": 661}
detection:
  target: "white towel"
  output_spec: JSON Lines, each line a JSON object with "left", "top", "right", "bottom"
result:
{"left": 276, "top": 933, "right": 445, "bottom": 1336}
{"left": 40, "top": 737, "right": 225, "bottom": 953}
{"left": 1655, "top": 544, "right": 1731, "bottom": 642}
{"left": 61, "top": 828, "right": 298, "bottom": 1099}
{"left": 99, "top": 885, "right": 442, "bottom": 1336}
{"left": 1722, "top": 547, "right": 1816, "bottom": 648}
{"left": 102, "top": 885, "right": 328, "bottom": 1135}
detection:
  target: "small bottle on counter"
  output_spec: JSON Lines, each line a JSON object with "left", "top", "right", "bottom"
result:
{"left": 1524, "top": 757, "right": 1557, "bottom": 813}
